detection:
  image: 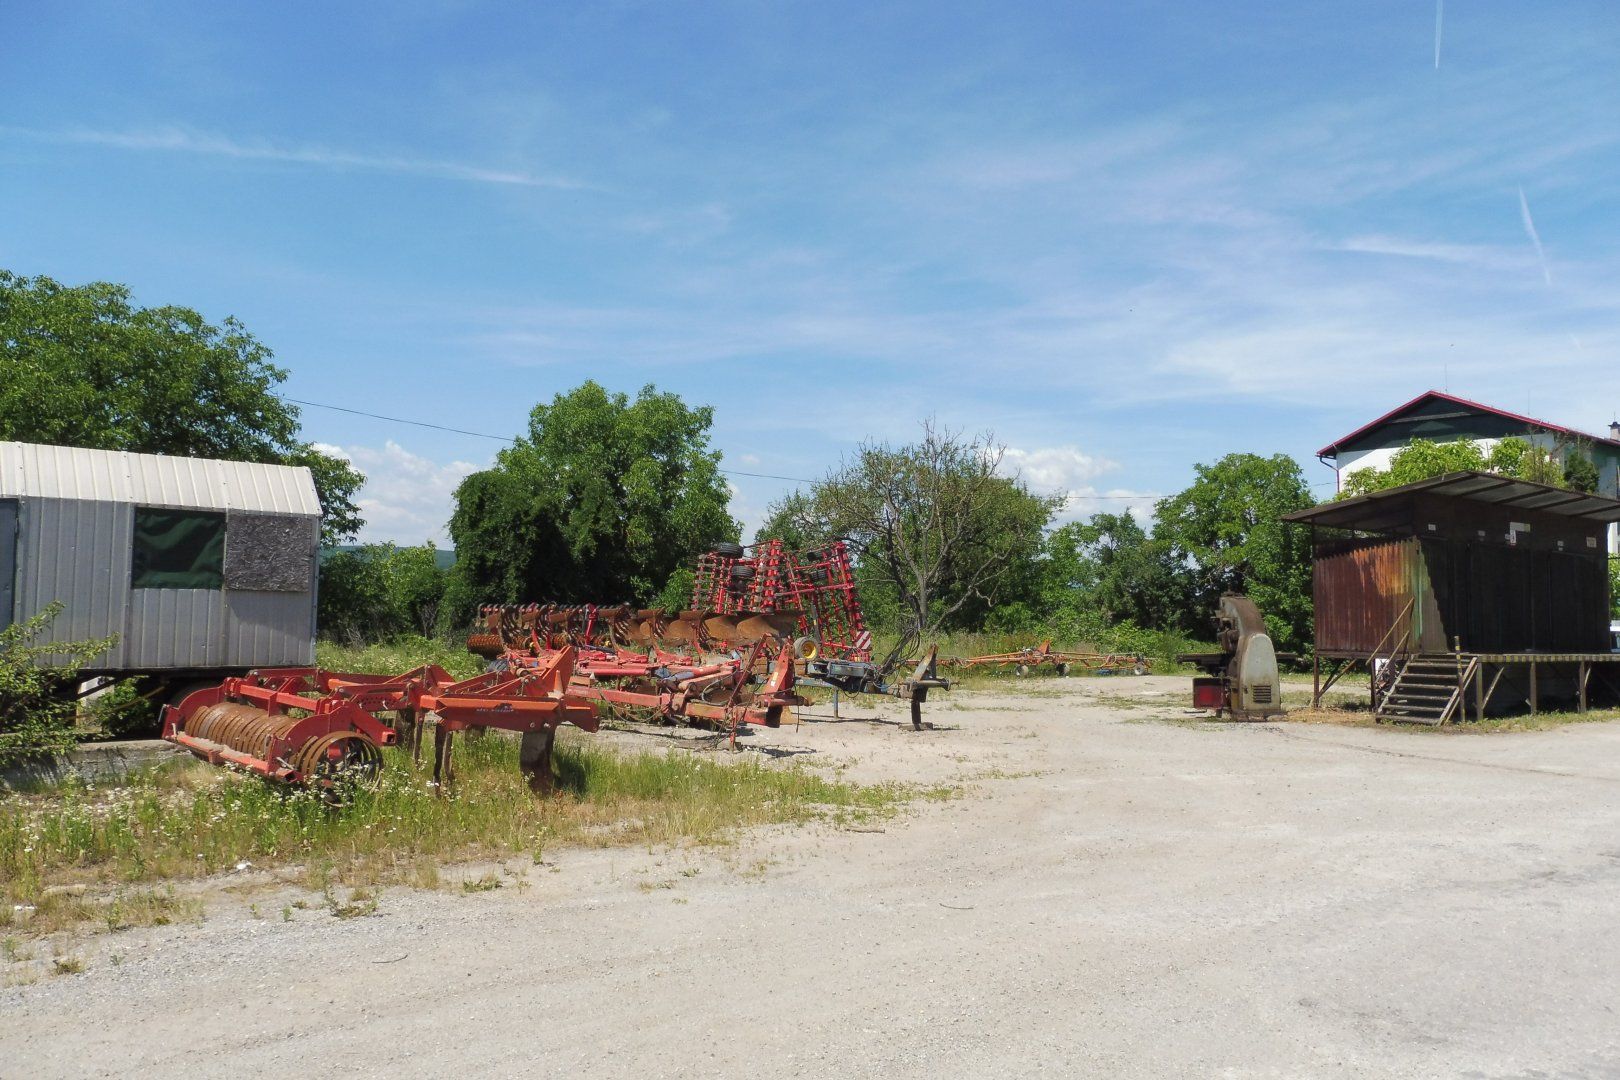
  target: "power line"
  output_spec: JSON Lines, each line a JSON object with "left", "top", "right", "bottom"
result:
{"left": 284, "top": 394, "right": 1166, "bottom": 501}
{"left": 284, "top": 395, "right": 820, "bottom": 483}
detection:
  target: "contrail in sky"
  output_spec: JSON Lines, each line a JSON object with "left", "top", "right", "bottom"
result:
{"left": 1434, "top": 0, "right": 1444, "bottom": 69}
{"left": 1518, "top": 186, "right": 1553, "bottom": 286}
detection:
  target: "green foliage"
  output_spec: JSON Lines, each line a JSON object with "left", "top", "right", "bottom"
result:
{"left": 762, "top": 423, "right": 1059, "bottom": 634}
{"left": 1038, "top": 513, "right": 1191, "bottom": 633}
{"left": 0, "top": 603, "right": 116, "bottom": 763}
{"left": 1341, "top": 435, "right": 1597, "bottom": 499}
{"left": 318, "top": 545, "right": 449, "bottom": 643}
{"left": 654, "top": 567, "right": 696, "bottom": 613}
{"left": 0, "top": 271, "right": 364, "bottom": 543}
{"left": 446, "top": 382, "right": 737, "bottom": 616}
{"left": 1564, "top": 451, "right": 1599, "bottom": 493}
{"left": 1152, "top": 453, "right": 1314, "bottom": 650}
{"left": 1341, "top": 438, "right": 1488, "bottom": 496}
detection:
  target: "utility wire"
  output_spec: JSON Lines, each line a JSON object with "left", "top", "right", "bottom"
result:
{"left": 284, "top": 394, "right": 1167, "bottom": 501}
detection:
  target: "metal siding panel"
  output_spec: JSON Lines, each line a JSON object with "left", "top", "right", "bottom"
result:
{"left": 225, "top": 591, "right": 313, "bottom": 666}
{"left": 126, "top": 589, "right": 224, "bottom": 668}
{"left": 1312, "top": 536, "right": 1418, "bottom": 655}
{"left": 15, "top": 498, "right": 131, "bottom": 667}
{"left": 0, "top": 499, "right": 15, "bottom": 629}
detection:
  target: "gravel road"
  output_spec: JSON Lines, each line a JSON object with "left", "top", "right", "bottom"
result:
{"left": 5, "top": 676, "right": 1620, "bottom": 1078}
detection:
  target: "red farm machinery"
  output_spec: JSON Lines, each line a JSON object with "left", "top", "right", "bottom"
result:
{"left": 470, "top": 539, "right": 950, "bottom": 733}
{"left": 161, "top": 648, "right": 599, "bottom": 796}
{"left": 160, "top": 538, "right": 948, "bottom": 793}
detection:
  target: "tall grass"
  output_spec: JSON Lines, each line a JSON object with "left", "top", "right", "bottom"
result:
{"left": 0, "top": 733, "right": 934, "bottom": 933}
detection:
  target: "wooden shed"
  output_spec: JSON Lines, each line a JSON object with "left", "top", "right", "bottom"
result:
{"left": 1282, "top": 471, "right": 1620, "bottom": 721}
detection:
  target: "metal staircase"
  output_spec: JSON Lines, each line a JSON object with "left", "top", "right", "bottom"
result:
{"left": 1375, "top": 653, "right": 1478, "bottom": 725}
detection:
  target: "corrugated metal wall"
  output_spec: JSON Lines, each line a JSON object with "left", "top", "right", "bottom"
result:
{"left": 1315, "top": 534, "right": 1611, "bottom": 655}
{"left": 1313, "top": 537, "right": 1420, "bottom": 655}
{"left": 18, "top": 497, "right": 134, "bottom": 666}
{"left": 16, "top": 496, "right": 317, "bottom": 671}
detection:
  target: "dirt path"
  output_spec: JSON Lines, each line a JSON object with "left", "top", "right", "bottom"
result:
{"left": 5, "top": 676, "right": 1620, "bottom": 1078}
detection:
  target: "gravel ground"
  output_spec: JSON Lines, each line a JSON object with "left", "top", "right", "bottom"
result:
{"left": 4, "top": 675, "right": 1620, "bottom": 1078}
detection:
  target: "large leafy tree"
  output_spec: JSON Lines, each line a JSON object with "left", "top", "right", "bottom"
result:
{"left": 762, "top": 423, "right": 1059, "bottom": 634}
{"left": 0, "top": 271, "right": 364, "bottom": 542}
{"left": 1040, "top": 512, "right": 1191, "bottom": 633}
{"left": 1153, "top": 453, "right": 1314, "bottom": 650}
{"left": 446, "top": 381, "right": 737, "bottom": 610}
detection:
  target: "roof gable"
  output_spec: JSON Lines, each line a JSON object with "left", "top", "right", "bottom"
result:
{"left": 1318, "top": 390, "right": 1620, "bottom": 459}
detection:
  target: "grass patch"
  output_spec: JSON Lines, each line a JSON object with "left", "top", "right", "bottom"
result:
{"left": 0, "top": 732, "right": 930, "bottom": 936}
{"left": 316, "top": 635, "right": 485, "bottom": 682}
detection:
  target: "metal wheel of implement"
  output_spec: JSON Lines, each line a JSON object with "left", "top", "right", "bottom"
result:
{"left": 1055, "top": 663, "right": 1069, "bottom": 677}
{"left": 1015, "top": 664, "right": 1030, "bottom": 677}
{"left": 793, "top": 636, "right": 820, "bottom": 660}
{"left": 712, "top": 541, "right": 744, "bottom": 559}
{"left": 1133, "top": 661, "right": 1147, "bottom": 676}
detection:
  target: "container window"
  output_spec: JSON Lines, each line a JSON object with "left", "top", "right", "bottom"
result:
{"left": 132, "top": 508, "right": 226, "bottom": 589}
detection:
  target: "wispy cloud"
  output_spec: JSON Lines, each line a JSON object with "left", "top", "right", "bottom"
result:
{"left": 3, "top": 125, "right": 588, "bottom": 190}
{"left": 1517, "top": 186, "right": 1553, "bottom": 286}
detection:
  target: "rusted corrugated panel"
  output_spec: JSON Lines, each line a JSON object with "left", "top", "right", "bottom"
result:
{"left": 1313, "top": 537, "right": 1419, "bottom": 655}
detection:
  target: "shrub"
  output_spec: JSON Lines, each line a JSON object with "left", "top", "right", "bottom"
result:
{"left": 0, "top": 603, "right": 117, "bottom": 763}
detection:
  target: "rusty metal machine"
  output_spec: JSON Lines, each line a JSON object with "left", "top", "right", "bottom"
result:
{"left": 162, "top": 648, "right": 600, "bottom": 794}
{"left": 468, "top": 539, "right": 950, "bottom": 731}
{"left": 1176, "top": 594, "right": 1286, "bottom": 720}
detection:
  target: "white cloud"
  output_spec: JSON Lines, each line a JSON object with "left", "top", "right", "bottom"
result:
{"left": 339, "top": 441, "right": 487, "bottom": 545}
{"left": 999, "top": 445, "right": 1118, "bottom": 494}
{"left": 3, "top": 125, "right": 587, "bottom": 190}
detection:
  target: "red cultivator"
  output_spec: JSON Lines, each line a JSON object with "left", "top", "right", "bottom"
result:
{"left": 469, "top": 538, "right": 950, "bottom": 733}
{"left": 471, "top": 604, "right": 806, "bottom": 745}
{"left": 162, "top": 648, "right": 599, "bottom": 794}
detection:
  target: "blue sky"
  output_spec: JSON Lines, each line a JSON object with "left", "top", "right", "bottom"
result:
{"left": 4, "top": 2, "right": 1618, "bottom": 543}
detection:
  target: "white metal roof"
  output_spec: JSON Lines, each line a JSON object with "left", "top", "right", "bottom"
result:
{"left": 0, "top": 441, "right": 321, "bottom": 516}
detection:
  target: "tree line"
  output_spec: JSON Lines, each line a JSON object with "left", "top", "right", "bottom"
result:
{"left": 4, "top": 272, "right": 1611, "bottom": 663}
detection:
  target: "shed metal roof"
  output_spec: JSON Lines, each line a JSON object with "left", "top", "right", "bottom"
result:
{"left": 1281, "top": 470, "right": 1620, "bottom": 531}
{"left": 0, "top": 441, "right": 321, "bottom": 516}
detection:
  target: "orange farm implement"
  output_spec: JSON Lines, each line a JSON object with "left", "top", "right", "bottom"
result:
{"left": 161, "top": 648, "right": 599, "bottom": 794}
{"left": 469, "top": 539, "right": 950, "bottom": 731}
{"left": 940, "top": 642, "right": 1150, "bottom": 677}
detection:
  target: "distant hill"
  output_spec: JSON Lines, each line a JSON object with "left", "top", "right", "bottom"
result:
{"left": 321, "top": 545, "right": 455, "bottom": 570}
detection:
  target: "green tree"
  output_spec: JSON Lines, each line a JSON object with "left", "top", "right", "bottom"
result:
{"left": 446, "top": 382, "right": 737, "bottom": 614}
{"left": 1341, "top": 439, "right": 1489, "bottom": 496}
{"left": 317, "top": 544, "right": 449, "bottom": 642}
{"left": 1041, "top": 513, "right": 1191, "bottom": 633}
{"left": 1153, "top": 453, "right": 1314, "bottom": 650}
{"left": 1340, "top": 435, "right": 1597, "bottom": 498}
{"left": 762, "top": 423, "right": 1059, "bottom": 634}
{"left": 0, "top": 271, "right": 364, "bottom": 542}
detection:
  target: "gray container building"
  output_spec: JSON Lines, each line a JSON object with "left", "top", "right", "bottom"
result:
{"left": 0, "top": 441, "right": 320, "bottom": 693}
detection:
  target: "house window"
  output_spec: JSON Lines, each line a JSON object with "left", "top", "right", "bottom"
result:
{"left": 132, "top": 508, "right": 226, "bottom": 589}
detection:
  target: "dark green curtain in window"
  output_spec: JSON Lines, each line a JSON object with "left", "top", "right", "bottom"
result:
{"left": 132, "top": 508, "right": 226, "bottom": 589}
